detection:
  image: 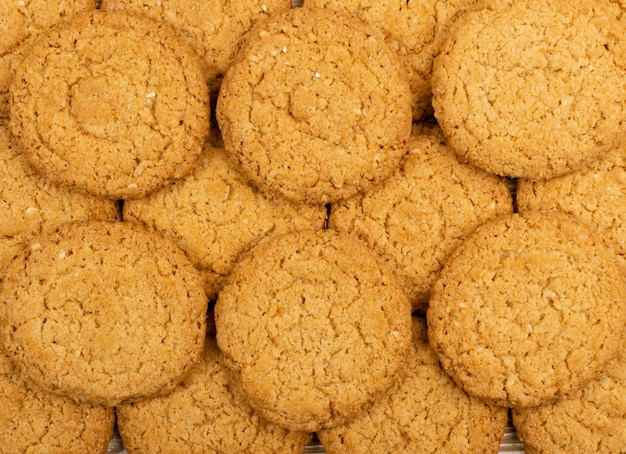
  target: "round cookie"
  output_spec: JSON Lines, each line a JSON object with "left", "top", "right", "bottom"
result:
{"left": 517, "top": 142, "right": 626, "bottom": 276}
{"left": 215, "top": 229, "right": 412, "bottom": 432}
{"left": 124, "top": 141, "right": 326, "bottom": 301}
{"left": 217, "top": 6, "right": 412, "bottom": 204}
{"left": 0, "top": 220, "right": 208, "bottom": 407}
{"left": 9, "top": 10, "right": 210, "bottom": 199}
{"left": 303, "top": 0, "right": 485, "bottom": 120}
{"left": 117, "top": 335, "right": 312, "bottom": 454}
{"left": 318, "top": 317, "right": 508, "bottom": 454}
{"left": 427, "top": 211, "right": 626, "bottom": 409}
{"left": 431, "top": 0, "right": 626, "bottom": 179}
{"left": 513, "top": 347, "right": 626, "bottom": 454}
{"left": 329, "top": 123, "right": 513, "bottom": 312}
{"left": 0, "top": 0, "right": 95, "bottom": 118}
{"left": 100, "top": 0, "right": 291, "bottom": 94}
{"left": 0, "top": 121, "right": 119, "bottom": 280}
{"left": 0, "top": 346, "right": 115, "bottom": 454}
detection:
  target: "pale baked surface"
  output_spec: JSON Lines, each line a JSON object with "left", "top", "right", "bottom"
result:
{"left": 0, "top": 0, "right": 95, "bottom": 118}
{"left": 517, "top": 142, "right": 626, "bottom": 276}
{"left": 215, "top": 229, "right": 412, "bottom": 432}
{"left": 100, "top": 0, "right": 290, "bottom": 94}
{"left": 0, "top": 347, "right": 115, "bottom": 454}
{"left": 513, "top": 348, "right": 626, "bottom": 454}
{"left": 318, "top": 317, "right": 508, "bottom": 454}
{"left": 0, "top": 121, "right": 119, "bottom": 280}
{"left": 9, "top": 10, "right": 210, "bottom": 199}
{"left": 217, "top": 6, "right": 412, "bottom": 204}
{"left": 303, "top": 0, "right": 484, "bottom": 120}
{"left": 427, "top": 211, "right": 626, "bottom": 409}
{"left": 117, "top": 336, "right": 311, "bottom": 454}
{"left": 329, "top": 123, "right": 513, "bottom": 312}
{"left": 124, "top": 142, "right": 326, "bottom": 301}
{"left": 1, "top": 220, "right": 208, "bottom": 407}
{"left": 432, "top": 0, "right": 626, "bottom": 179}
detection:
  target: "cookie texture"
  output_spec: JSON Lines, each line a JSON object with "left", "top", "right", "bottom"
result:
{"left": 215, "top": 229, "right": 412, "bottom": 432}
{"left": 217, "top": 6, "right": 412, "bottom": 204}
{"left": 117, "top": 335, "right": 311, "bottom": 454}
{"left": 303, "top": 0, "right": 484, "bottom": 120}
{"left": 0, "top": 121, "right": 119, "bottom": 280}
{"left": 124, "top": 141, "right": 326, "bottom": 301}
{"left": 1, "top": 220, "right": 207, "bottom": 406}
{"left": 513, "top": 347, "right": 626, "bottom": 454}
{"left": 318, "top": 317, "right": 508, "bottom": 454}
{"left": 9, "top": 10, "right": 210, "bottom": 199}
{"left": 432, "top": 0, "right": 626, "bottom": 179}
{"left": 0, "top": 346, "right": 115, "bottom": 454}
{"left": 100, "top": 0, "right": 291, "bottom": 94}
{"left": 427, "top": 211, "right": 626, "bottom": 408}
{"left": 329, "top": 123, "right": 513, "bottom": 312}
{"left": 517, "top": 142, "right": 626, "bottom": 276}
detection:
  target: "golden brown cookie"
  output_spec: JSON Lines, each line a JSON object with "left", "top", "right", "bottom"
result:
{"left": 1, "top": 220, "right": 208, "bottom": 407}
{"left": 100, "top": 0, "right": 291, "bottom": 94}
{"left": 517, "top": 142, "right": 626, "bottom": 276}
{"left": 427, "top": 211, "right": 626, "bottom": 409}
{"left": 0, "top": 0, "right": 95, "bottom": 118}
{"left": 513, "top": 347, "right": 626, "bottom": 454}
{"left": 215, "top": 229, "right": 412, "bottom": 432}
{"left": 329, "top": 123, "right": 513, "bottom": 312}
{"left": 0, "top": 121, "right": 119, "bottom": 280}
{"left": 117, "top": 335, "right": 311, "bottom": 454}
{"left": 9, "top": 10, "right": 210, "bottom": 199}
{"left": 217, "top": 6, "right": 412, "bottom": 204}
{"left": 0, "top": 345, "right": 115, "bottom": 454}
{"left": 124, "top": 141, "right": 326, "bottom": 301}
{"left": 318, "top": 317, "right": 508, "bottom": 454}
{"left": 303, "top": 0, "right": 485, "bottom": 120}
{"left": 432, "top": 0, "right": 626, "bottom": 179}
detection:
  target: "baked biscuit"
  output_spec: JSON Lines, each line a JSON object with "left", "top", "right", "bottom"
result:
{"left": 329, "top": 123, "right": 513, "bottom": 312}
{"left": 117, "top": 335, "right": 311, "bottom": 454}
{"left": 215, "top": 229, "right": 412, "bottom": 432}
{"left": 427, "top": 211, "right": 626, "bottom": 408}
{"left": 1, "top": 220, "right": 207, "bottom": 407}
{"left": 124, "top": 141, "right": 326, "bottom": 301}
{"left": 318, "top": 317, "right": 508, "bottom": 454}
{"left": 217, "top": 6, "right": 412, "bottom": 204}
{"left": 9, "top": 10, "right": 210, "bottom": 199}
{"left": 432, "top": 0, "right": 626, "bottom": 179}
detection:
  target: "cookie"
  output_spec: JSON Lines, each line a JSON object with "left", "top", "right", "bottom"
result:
{"left": 0, "top": 345, "right": 115, "bottom": 454}
{"left": 427, "top": 210, "right": 626, "bottom": 408}
{"left": 431, "top": 0, "right": 626, "bottom": 179}
{"left": 0, "top": 121, "right": 119, "bottom": 280}
{"left": 117, "top": 335, "right": 311, "bottom": 454}
{"left": 215, "top": 229, "right": 412, "bottom": 432}
{"left": 9, "top": 10, "right": 210, "bottom": 199}
{"left": 100, "top": 0, "right": 291, "bottom": 94}
{"left": 124, "top": 141, "right": 326, "bottom": 301}
{"left": 303, "top": 0, "right": 484, "bottom": 120}
{"left": 216, "top": 6, "right": 412, "bottom": 204}
{"left": 513, "top": 346, "right": 626, "bottom": 454}
{"left": 329, "top": 123, "right": 513, "bottom": 312}
{"left": 0, "top": 0, "right": 95, "bottom": 118}
{"left": 517, "top": 142, "right": 626, "bottom": 276}
{"left": 0, "top": 220, "right": 208, "bottom": 406}
{"left": 318, "top": 317, "right": 508, "bottom": 454}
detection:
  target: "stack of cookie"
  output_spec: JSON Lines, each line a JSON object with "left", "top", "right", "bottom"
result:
{"left": 1, "top": 0, "right": 626, "bottom": 453}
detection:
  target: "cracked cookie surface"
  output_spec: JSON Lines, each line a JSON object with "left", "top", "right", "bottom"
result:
{"left": 9, "top": 10, "right": 210, "bottom": 199}
{"left": 0, "top": 220, "right": 208, "bottom": 407}
{"left": 215, "top": 229, "right": 412, "bottom": 432}
{"left": 216, "top": 6, "right": 412, "bottom": 204}
{"left": 427, "top": 211, "right": 626, "bottom": 408}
